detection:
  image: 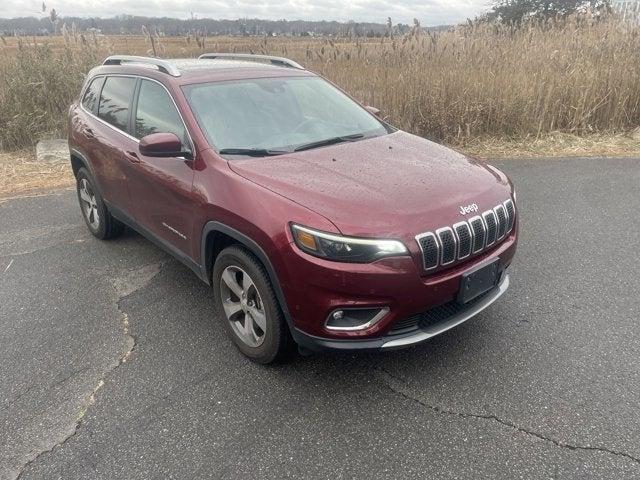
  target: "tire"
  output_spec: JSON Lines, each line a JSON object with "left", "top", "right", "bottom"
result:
{"left": 76, "top": 167, "right": 124, "bottom": 240}
{"left": 212, "top": 245, "right": 292, "bottom": 364}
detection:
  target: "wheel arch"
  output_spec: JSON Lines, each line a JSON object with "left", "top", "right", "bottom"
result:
{"left": 201, "top": 222, "right": 294, "bottom": 329}
{"left": 69, "top": 148, "right": 105, "bottom": 196}
{"left": 69, "top": 148, "right": 108, "bottom": 203}
{"left": 70, "top": 154, "right": 84, "bottom": 177}
{"left": 70, "top": 148, "right": 90, "bottom": 176}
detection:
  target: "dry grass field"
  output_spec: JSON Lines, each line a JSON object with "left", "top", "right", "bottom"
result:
{"left": 1, "top": 15, "right": 640, "bottom": 197}
{"left": 0, "top": 150, "right": 74, "bottom": 200}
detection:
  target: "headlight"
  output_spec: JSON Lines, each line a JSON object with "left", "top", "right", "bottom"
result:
{"left": 291, "top": 224, "right": 408, "bottom": 263}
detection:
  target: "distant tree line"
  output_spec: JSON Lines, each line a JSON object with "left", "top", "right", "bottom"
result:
{"left": 0, "top": 15, "right": 450, "bottom": 37}
{"left": 486, "top": 0, "right": 612, "bottom": 23}
{"left": 2, "top": 1, "right": 609, "bottom": 38}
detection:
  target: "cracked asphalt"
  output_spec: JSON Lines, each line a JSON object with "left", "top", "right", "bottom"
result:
{"left": 1, "top": 156, "right": 639, "bottom": 479}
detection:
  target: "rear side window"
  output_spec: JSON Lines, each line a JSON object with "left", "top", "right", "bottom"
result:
{"left": 98, "top": 76, "right": 137, "bottom": 132}
{"left": 82, "top": 77, "right": 104, "bottom": 113}
{"left": 134, "top": 80, "right": 187, "bottom": 145}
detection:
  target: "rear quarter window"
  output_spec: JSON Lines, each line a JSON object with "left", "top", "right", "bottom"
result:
{"left": 98, "top": 76, "right": 137, "bottom": 133}
{"left": 82, "top": 77, "right": 104, "bottom": 114}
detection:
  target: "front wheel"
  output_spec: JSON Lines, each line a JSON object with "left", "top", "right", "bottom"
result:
{"left": 212, "top": 246, "right": 291, "bottom": 364}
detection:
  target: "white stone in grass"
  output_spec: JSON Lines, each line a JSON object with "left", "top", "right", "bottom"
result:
{"left": 35, "top": 139, "right": 68, "bottom": 163}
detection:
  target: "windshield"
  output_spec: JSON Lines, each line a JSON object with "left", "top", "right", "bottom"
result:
{"left": 182, "top": 76, "right": 389, "bottom": 155}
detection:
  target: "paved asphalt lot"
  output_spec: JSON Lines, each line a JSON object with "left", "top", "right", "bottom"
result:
{"left": 1, "top": 157, "right": 639, "bottom": 479}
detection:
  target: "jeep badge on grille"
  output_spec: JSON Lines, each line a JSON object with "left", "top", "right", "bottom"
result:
{"left": 459, "top": 203, "right": 479, "bottom": 215}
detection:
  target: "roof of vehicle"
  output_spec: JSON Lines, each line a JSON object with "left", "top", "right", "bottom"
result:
{"left": 91, "top": 55, "right": 316, "bottom": 85}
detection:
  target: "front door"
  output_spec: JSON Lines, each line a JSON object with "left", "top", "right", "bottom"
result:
{"left": 126, "top": 78, "right": 196, "bottom": 258}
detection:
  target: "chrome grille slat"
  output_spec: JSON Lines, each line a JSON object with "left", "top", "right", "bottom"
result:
{"left": 436, "top": 227, "right": 456, "bottom": 265}
{"left": 415, "top": 199, "right": 515, "bottom": 273}
{"left": 483, "top": 210, "right": 498, "bottom": 247}
{"left": 494, "top": 204, "right": 507, "bottom": 240}
{"left": 453, "top": 221, "right": 472, "bottom": 260}
{"left": 416, "top": 232, "right": 439, "bottom": 271}
{"left": 468, "top": 215, "right": 486, "bottom": 253}
{"left": 504, "top": 199, "right": 515, "bottom": 233}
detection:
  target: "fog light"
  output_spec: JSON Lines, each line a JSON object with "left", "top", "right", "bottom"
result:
{"left": 325, "top": 307, "right": 390, "bottom": 331}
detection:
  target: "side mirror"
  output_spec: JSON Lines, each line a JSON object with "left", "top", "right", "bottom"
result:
{"left": 139, "top": 132, "right": 190, "bottom": 158}
{"left": 364, "top": 105, "right": 381, "bottom": 117}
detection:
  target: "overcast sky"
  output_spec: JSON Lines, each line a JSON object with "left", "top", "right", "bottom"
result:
{"left": 1, "top": 0, "right": 492, "bottom": 26}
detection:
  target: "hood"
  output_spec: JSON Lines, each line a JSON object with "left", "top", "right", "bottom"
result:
{"left": 228, "top": 131, "right": 512, "bottom": 238}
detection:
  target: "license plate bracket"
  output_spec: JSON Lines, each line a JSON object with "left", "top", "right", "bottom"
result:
{"left": 458, "top": 259, "right": 500, "bottom": 304}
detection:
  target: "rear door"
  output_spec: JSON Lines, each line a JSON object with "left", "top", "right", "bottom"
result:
{"left": 126, "top": 78, "right": 196, "bottom": 257}
{"left": 88, "top": 75, "right": 139, "bottom": 212}
{"left": 73, "top": 75, "right": 105, "bottom": 184}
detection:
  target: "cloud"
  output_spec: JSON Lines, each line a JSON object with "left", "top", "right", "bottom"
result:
{"left": 1, "top": 0, "right": 492, "bottom": 25}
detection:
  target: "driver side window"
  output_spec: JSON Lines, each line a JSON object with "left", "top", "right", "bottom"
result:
{"left": 135, "top": 80, "right": 188, "bottom": 149}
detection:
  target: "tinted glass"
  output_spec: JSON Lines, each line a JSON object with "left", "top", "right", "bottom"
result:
{"left": 82, "top": 77, "right": 104, "bottom": 113}
{"left": 183, "top": 77, "right": 387, "bottom": 153}
{"left": 98, "top": 76, "right": 136, "bottom": 132}
{"left": 135, "top": 80, "right": 187, "bottom": 145}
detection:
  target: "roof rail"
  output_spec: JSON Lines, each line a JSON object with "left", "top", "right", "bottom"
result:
{"left": 198, "top": 53, "right": 304, "bottom": 70}
{"left": 102, "top": 55, "right": 181, "bottom": 77}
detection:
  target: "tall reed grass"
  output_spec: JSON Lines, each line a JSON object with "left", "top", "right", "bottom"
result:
{"left": 1, "top": 15, "right": 639, "bottom": 150}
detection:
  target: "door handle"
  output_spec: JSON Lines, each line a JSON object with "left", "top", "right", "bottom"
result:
{"left": 82, "top": 128, "right": 95, "bottom": 139}
{"left": 125, "top": 151, "right": 140, "bottom": 163}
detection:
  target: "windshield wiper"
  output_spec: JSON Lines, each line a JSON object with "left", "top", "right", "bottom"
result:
{"left": 293, "top": 133, "right": 365, "bottom": 152}
{"left": 218, "top": 148, "right": 290, "bottom": 157}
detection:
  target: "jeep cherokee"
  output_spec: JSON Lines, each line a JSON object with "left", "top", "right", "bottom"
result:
{"left": 68, "top": 54, "right": 518, "bottom": 363}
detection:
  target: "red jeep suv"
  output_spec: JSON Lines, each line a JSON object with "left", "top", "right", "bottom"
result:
{"left": 68, "top": 54, "right": 518, "bottom": 363}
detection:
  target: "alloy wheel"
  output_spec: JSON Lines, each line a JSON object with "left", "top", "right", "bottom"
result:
{"left": 219, "top": 265, "right": 267, "bottom": 347}
{"left": 79, "top": 178, "right": 100, "bottom": 230}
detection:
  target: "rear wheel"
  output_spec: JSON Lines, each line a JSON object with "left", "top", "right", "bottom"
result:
{"left": 76, "top": 168, "right": 124, "bottom": 240}
{"left": 212, "top": 245, "right": 291, "bottom": 364}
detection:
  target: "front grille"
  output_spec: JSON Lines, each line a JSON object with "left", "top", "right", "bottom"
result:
{"left": 415, "top": 199, "right": 515, "bottom": 272}
{"left": 387, "top": 288, "right": 494, "bottom": 336}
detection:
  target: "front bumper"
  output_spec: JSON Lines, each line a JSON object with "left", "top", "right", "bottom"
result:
{"left": 291, "top": 272, "right": 510, "bottom": 352}
{"left": 278, "top": 224, "right": 517, "bottom": 341}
